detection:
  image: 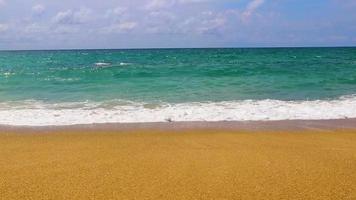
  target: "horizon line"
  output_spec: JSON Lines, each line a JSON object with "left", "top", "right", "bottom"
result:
{"left": 0, "top": 45, "right": 355, "bottom": 52}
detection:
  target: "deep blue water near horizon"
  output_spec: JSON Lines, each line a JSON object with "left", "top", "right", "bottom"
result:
{"left": 1, "top": 47, "right": 356, "bottom": 103}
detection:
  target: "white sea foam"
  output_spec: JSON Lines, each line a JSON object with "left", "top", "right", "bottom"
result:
{"left": 1, "top": 96, "right": 356, "bottom": 126}
{"left": 94, "top": 62, "right": 111, "bottom": 67}
{"left": 0, "top": 72, "right": 16, "bottom": 77}
{"left": 119, "top": 62, "right": 131, "bottom": 66}
{"left": 94, "top": 62, "right": 131, "bottom": 68}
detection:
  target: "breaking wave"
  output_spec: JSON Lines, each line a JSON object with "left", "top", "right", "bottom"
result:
{"left": 1, "top": 95, "right": 356, "bottom": 126}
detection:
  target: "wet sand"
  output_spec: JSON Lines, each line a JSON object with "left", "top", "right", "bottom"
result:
{"left": 1, "top": 120, "right": 356, "bottom": 199}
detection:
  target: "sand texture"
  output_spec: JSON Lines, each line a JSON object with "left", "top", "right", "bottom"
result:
{"left": 1, "top": 129, "right": 356, "bottom": 199}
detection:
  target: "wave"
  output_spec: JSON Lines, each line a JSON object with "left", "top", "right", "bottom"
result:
{"left": 119, "top": 62, "right": 131, "bottom": 66}
{"left": 0, "top": 72, "right": 16, "bottom": 77}
{"left": 43, "top": 77, "right": 81, "bottom": 82}
{"left": 94, "top": 62, "right": 131, "bottom": 68}
{"left": 1, "top": 95, "right": 356, "bottom": 126}
{"left": 94, "top": 62, "right": 111, "bottom": 67}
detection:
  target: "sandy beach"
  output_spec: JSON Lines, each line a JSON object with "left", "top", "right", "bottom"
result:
{"left": 1, "top": 120, "right": 356, "bottom": 199}
{"left": 1, "top": 0, "right": 356, "bottom": 198}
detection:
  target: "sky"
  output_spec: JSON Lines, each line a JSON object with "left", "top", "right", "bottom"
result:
{"left": 0, "top": 0, "right": 356, "bottom": 50}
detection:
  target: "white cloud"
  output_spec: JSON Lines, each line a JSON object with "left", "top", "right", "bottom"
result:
{"left": 144, "top": 0, "right": 208, "bottom": 10}
{"left": 53, "top": 26, "right": 80, "bottom": 34}
{"left": 177, "top": 11, "right": 228, "bottom": 35}
{"left": 52, "top": 10, "right": 74, "bottom": 24}
{"left": 74, "top": 8, "right": 92, "bottom": 23}
{"left": 23, "top": 23, "right": 47, "bottom": 33}
{"left": 242, "top": 0, "right": 265, "bottom": 21}
{"left": 143, "top": 11, "right": 177, "bottom": 34}
{"left": 198, "top": 17, "right": 226, "bottom": 35}
{"left": 118, "top": 21, "right": 137, "bottom": 30}
{"left": 149, "top": 11, "right": 176, "bottom": 21}
{"left": 32, "top": 4, "right": 46, "bottom": 15}
{"left": 0, "top": 23, "right": 8, "bottom": 32}
{"left": 2, "top": 0, "right": 355, "bottom": 49}
{"left": 104, "top": 6, "right": 129, "bottom": 23}
{"left": 52, "top": 8, "right": 92, "bottom": 24}
{"left": 105, "top": 21, "right": 138, "bottom": 33}
{"left": 145, "top": 0, "right": 176, "bottom": 10}
{"left": 105, "top": 7, "right": 127, "bottom": 18}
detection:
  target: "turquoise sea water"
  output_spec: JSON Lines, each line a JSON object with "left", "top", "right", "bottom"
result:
{"left": 1, "top": 47, "right": 356, "bottom": 125}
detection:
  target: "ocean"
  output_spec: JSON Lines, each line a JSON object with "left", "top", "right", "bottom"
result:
{"left": 1, "top": 47, "right": 356, "bottom": 126}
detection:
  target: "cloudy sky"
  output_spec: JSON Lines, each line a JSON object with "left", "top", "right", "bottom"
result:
{"left": 0, "top": 0, "right": 355, "bottom": 50}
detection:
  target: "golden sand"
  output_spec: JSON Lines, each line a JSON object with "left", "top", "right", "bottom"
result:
{"left": 0, "top": 129, "right": 356, "bottom": 199}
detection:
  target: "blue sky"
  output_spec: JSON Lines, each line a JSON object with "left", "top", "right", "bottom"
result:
{"left": 0, "top": 0, "right": 355, "bottom": 50}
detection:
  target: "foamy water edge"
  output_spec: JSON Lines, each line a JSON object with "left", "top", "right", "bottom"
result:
{"left": 1, "top": 96, "right": 356, "bottom": 126}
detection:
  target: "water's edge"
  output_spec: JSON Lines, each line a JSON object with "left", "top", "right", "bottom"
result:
{"left": 1, "top": 119, "right": 356, "bottom": 132}
{"left": 1, "top": 95, "right": 356, "bottom": 126}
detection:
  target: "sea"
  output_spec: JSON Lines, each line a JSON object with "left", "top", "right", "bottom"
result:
{"left": 1, "top": 47, "right": 356, "bottom": 126}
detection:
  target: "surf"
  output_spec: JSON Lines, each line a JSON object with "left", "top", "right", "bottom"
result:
{"left": 1, "top": 95, "right": 356, "bottom": 126}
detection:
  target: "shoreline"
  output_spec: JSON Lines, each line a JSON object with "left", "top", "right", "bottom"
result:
{"left": 1, "top": 118, "right": 356, "bottom": 133}
{"left": 2, "top": 96, "right": 356, "bottom": 126}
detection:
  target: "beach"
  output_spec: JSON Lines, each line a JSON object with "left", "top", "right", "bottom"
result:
{"left": 1, "top": 0, "right": 356, "bottom": 198}
{"left": 1, "top": 120, "right": 356, "bottom": 200}
{"left": 1, "top": 48, "right": 356, "bottom": 199}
